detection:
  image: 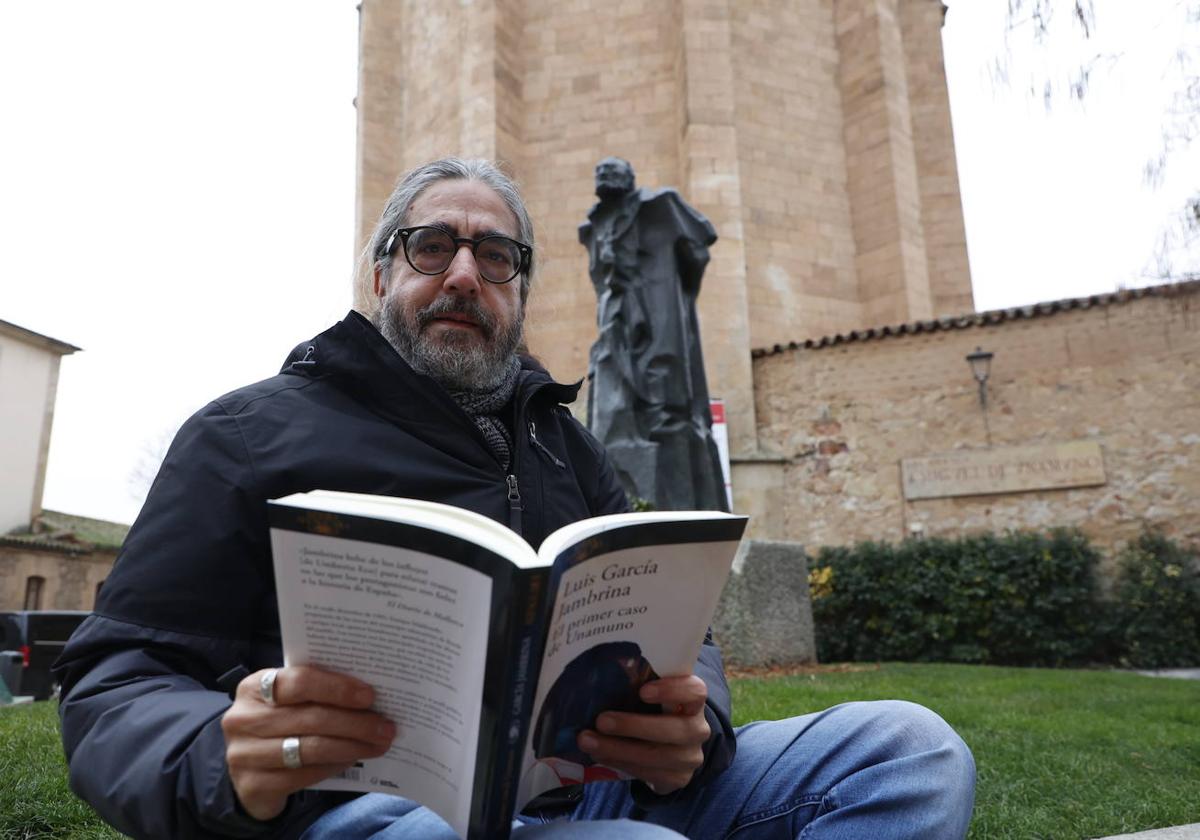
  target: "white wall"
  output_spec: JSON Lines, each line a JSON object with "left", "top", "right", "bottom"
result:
{"left": 0, "top": 332, "right": 59, "bottom": 534}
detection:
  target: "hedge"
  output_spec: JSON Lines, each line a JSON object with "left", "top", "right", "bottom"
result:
{"left": 808, "top": 528, "right": 1200, "bottom": 668}
{"left": 1109, "top": 529, "right": 1200, "bottom": 668}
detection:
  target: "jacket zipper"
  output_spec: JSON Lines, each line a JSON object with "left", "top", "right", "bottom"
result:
{"left": 504, "top": 377, "right": 544, "bottom": 539}
{"left": 505, "top": 377, "right": 560, "bottom": 538}
{"left": 528, "top": 421, "right": 567, "bottom": 469}
{"left": 506, "top": 474, "right": 523, "bottom": 535}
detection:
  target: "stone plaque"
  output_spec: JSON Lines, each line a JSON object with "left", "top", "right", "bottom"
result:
{"left": 902, "top": 441, "right": 1106, "bottom": 501}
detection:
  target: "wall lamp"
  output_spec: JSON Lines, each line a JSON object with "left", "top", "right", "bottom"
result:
{"left": 965, "top": 346, "right": 994, "bottom": 409}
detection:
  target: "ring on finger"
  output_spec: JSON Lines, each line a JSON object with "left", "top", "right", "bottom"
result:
{"left": 282, "top": 736, "right": 303, "bottom": 770}
{"left": 259, "top": 669, "right": 279, "bottom": 706}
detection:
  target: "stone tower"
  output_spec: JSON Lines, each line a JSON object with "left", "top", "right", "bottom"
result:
{"left": 353, "top": 0, "right": 973, "bottom": 458}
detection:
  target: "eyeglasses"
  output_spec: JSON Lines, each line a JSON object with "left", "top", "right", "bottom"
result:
{"left": 380, "top": 226, "right": 531, "bottom": 286}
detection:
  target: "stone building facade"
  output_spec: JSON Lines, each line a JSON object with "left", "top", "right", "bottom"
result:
{"left": 744, "top": 282, "right": 1200, "bottom": 560}
{"left": 0, "top": 320, "right": 124, "bottom": 611}
{"left": 353, "top": 0, "right": 973, "bottom": 460}
{"left": 0, "top": 511, "right": 123, "bottom": 611}
{"left": 351, "top": 1, "right": 1197, "bottom": 560}
{"left": 0, "top": 319, "right": 79, "bottom": 535}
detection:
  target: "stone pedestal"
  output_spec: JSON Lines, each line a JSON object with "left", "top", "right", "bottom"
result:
{"left": 713, "top": 540, "right": 817, "bottom": 668}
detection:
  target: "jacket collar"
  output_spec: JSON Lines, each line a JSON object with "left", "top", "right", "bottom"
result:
{"left": 280, "top": 310, "right": 581, "bottom": 419}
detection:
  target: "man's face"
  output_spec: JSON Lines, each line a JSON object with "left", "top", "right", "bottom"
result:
{"left": 595, "top": 159, "right": 634, "bottom": 199}
{"left": 374, "top": 179, "right": 526, "bottom": 390}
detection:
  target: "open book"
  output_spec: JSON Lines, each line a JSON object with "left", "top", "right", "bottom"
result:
{"left": 268, "top": 490, "right": 747, "bottom": 840}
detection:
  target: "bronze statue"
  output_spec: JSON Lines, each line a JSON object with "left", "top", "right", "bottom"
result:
{"left": 580, "top": 157, "right": 728, "bottom": 512}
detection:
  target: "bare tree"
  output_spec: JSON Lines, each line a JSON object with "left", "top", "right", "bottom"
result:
{"left": 127, "top": 427, "right": 179, "bottom": 509}
{"left": 1000, "top": 0, "right": 1200, "bottom": 281}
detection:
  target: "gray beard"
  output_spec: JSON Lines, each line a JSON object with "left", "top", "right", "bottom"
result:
{"left": 375, "top": 292, "right": 524, "bottom": 391}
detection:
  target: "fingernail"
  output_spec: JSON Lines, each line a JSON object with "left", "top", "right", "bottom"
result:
{"left": 597, "top": 714, "right": 616, "bottom": 733}
{"left": 579, "top": 732, "right": 598, "bottom": 751}
{"left": 377, "top": 721, "right": 395, "bottom": 740}
{"left": 640, "top": 684, "right": 660, "bottom": 702}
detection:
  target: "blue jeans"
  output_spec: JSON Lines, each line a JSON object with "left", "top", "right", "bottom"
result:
{"left": 302, "top": 700, "right": 976, "bottom": 839}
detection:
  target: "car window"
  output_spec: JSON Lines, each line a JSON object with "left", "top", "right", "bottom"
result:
{"left": 28, "top": 614, "right": 87, "bottom": 642}
{"left": 0, "top": 616, "right": 18, "bottom": 648}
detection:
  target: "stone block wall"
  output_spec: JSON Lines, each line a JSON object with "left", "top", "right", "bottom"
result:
{"left": 518, "top": 0, "right": 685, "bottom": 404}
{"left": 900, "top": 0, "right": 975, "bottom": 317}
{"left": 835, "top": 0, "right": 933, "bottom": 327}
{"left": 353, "top": 0, "right": 974, "bottom": 459}
{"left": 0, "top": 547, "right": 114, "bottom": 611}
{"left": 732, "top": 0, "right": 863, "bottom": 347}
{"left": 749, "top": 283, "right": 1200, "bottom": 562}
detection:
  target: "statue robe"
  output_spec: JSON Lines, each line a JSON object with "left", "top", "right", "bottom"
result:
{"left": 579, "top": 187, "right": 728, "bottom": 512}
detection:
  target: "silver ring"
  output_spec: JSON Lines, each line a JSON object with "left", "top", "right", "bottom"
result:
{"left": 259, "top": 669, "right": 278, "bottom": 706}
{"left": 281, "top": 736, "right": 302, "bottom": 770}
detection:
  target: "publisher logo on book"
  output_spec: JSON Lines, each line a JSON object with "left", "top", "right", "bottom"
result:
{"left": 298, "top": 511, "right": 347, "bottom": 537}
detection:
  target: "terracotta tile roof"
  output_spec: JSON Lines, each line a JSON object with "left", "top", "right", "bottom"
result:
{"left": 750, "top": 279, "right": 1200, "bottom": 359}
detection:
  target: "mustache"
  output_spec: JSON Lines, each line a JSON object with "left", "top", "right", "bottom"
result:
{"left": 415, "top": 296, "right": 496, "bottom": 339}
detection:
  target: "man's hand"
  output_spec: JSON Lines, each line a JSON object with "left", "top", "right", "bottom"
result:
{"left": 221, "top": 667, "right": 396, "bottom": 821}
{"left": 576, "top": 675, "right": 710, "bottom": 796}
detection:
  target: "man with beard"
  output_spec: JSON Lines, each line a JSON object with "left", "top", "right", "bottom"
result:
{"left": 56, "top": 159, "right": 976, "bottom": 840}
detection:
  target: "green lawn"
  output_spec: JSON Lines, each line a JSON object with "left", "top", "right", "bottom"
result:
{"left": 0, "top": 700, "right": 121, "bottom": 840}
{"left": 2, "top": 664, "right": 1197, "bottom": 839}
{"left": 731, "top": 663, "right": 1200, "bottom": 840}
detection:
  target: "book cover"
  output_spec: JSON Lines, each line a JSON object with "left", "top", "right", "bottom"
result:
{"left": 268, "top": 491, "right": 746, "bottom": 839}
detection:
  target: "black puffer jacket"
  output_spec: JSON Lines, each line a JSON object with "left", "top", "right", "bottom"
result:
{"left": 56, "top": 312, "right": 735, "bottom": 839}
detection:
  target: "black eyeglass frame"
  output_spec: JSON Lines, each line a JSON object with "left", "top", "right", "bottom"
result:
{"left": 379, "top": 225, "right": 532, "bottom": 286}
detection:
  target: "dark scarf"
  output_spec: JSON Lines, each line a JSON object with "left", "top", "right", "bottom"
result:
{"left": 445, "top": 357, "right": 521, "bottom": 472}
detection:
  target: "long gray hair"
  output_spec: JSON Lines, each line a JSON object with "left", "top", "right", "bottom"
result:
{"left": 355, "top": 158, "right": 536, "bottom": 314}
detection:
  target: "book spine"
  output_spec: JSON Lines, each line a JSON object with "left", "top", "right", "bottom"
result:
{"left": 476, "top": 566, "right": 550, "bottom": 836}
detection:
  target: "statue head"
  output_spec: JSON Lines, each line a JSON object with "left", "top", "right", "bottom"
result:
{"left": 594, "top": 157, "right": 636, "bottom": 200}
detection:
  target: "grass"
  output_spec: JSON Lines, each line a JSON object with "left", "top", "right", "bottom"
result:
{"left": 2, "top": 664, "right": 1197, "bottom": 839}
{"left": 731, "top": 663, "right": 1200, "bottom": 840}
{"left": 0, "top": 702, "right": 121, "bottom": 840}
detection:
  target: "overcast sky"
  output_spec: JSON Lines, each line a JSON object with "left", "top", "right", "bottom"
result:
{"left": 1, "top": 1, "right": 1197, "bottom": 525}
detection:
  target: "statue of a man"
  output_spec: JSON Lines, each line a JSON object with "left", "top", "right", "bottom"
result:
{"left": 580, "top": 157, "right": 728, "bottom": 512}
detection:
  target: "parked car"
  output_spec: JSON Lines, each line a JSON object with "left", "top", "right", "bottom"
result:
{"left": 0, "top": 611, "right": 89, "bottom": 700}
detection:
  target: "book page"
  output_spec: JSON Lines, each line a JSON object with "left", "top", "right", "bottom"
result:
{"left": 271, "top": 529, "right": 491, "bottom": 838}
{"left": 514, "top": 529, "right": 740, "bottom": 807}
